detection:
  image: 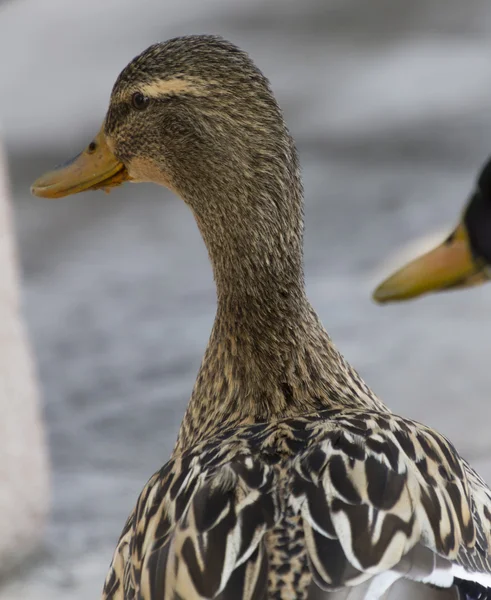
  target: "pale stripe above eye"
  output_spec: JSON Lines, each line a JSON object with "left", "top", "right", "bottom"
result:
{"left": 139, "top": 78, "right": 197, "bottom": 98}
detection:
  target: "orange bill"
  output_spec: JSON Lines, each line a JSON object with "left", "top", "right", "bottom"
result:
{"left": 31, "top": 127, "right": 130, "bottom": 199}
{"left": 372, "top": 223, "right": 487, "bottom": 303}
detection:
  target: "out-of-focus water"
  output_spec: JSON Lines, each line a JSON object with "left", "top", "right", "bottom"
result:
{"left": 1, "top": 0, "right": 491, "bottom": 597}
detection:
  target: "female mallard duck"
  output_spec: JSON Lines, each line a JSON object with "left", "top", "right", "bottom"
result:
{"left": 373, "top": 157, "right": 491, "bottom": 303}
{"left": 32, "top": 36, "right": 491, "bottom": 600}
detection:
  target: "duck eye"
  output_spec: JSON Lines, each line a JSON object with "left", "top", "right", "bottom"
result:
{"left": 131, "top": 92, "right": 150, "bottom": 110}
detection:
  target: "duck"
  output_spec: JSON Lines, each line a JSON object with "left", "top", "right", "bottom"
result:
{"left": 373, "top": 157, "right": 491, "bottom": 303}
{"left": 31, "top": 35, "right": 491, "bottom": 600}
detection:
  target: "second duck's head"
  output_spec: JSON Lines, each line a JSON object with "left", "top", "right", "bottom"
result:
{"left": 373, "top": 157, "right": 491, "bottom": 303}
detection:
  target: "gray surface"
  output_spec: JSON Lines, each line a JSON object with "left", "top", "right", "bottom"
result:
{"left": 1, "top": 0, "right": 491, "bottom": 597}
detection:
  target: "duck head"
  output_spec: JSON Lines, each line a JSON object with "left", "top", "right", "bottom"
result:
{"left": 32, "top": 36, "right": 296, "bottom": 200}
{"left": 32, "top": 35, "right": 305, "bottom": 314}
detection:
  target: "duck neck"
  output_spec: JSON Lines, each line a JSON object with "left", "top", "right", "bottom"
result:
{"left": 187, "top": 133, "right": 311, "bottom": 357}
{"left": 209, "top": 197, "right": 310, "bottom": 358}
{"left": 198, "top": 161, "right": 314, "bottom": 359}
{"left": 206, "top": 187, "right": 308, "bottom": 339}
{"left": 174, "top": 141, "right": 383, "bottom": 452}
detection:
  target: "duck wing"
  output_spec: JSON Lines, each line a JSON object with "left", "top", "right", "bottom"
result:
{"left": 102, "top": 410, "right": 491, "bottom": 599}
{"left": 293, "top": 410, "right": 491, "bottom": 597}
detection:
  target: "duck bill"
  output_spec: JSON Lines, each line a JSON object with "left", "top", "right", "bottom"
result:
{"left": 372, "top": 223, "right": 487, "bottom": 303}
{"left": 31, "top": 127, "right": 129, "bottom": 199}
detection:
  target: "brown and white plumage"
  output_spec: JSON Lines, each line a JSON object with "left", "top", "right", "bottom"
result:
{"left": 101, "top": 410, "right": 491, "bottom": 599}
{"left": 31, "top": 35, "right": 491, "bottom": 599}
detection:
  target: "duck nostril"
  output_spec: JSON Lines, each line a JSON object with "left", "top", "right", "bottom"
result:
{"left": 87, "top": 141, "right": 97, "bottom": 153}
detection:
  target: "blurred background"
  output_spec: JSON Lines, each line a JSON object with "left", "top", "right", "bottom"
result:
{"left": 1, "top": 0, "right": 491, "bottom": 597}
